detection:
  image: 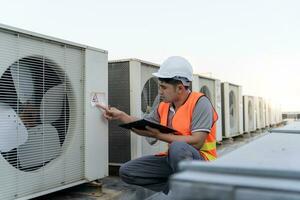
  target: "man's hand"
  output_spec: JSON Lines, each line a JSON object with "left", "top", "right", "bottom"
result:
{"left": 96, "top": 103, "right": 124, "bottom": 120}
{"left": 96, "top": 103, "right": 138, "bottom": 123}
{"left": 132, "top": 126, "right": 161, "bottom": 138}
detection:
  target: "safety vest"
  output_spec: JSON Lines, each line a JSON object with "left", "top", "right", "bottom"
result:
{"left": 157, "top": 92, "right": 218, "bottom": 161}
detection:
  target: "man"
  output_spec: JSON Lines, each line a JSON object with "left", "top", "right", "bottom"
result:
{"left": 98, "top": 56, "right": 218, "bottom": 194}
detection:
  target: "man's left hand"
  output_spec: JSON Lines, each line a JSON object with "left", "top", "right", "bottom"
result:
{"left": 132, "top": 126, "right": 160, "bottom": 138}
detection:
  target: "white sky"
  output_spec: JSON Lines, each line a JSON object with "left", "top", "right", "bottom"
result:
{"left": 0, "top": 0, "right": 299, "bottom": 112}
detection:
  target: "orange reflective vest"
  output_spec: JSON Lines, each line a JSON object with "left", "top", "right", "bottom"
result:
{"left": 157, "top": 92, "right": 218, "bottom": 161}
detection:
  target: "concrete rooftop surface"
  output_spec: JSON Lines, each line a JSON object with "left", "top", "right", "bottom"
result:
{"left": 33, "top": 128, "right": 273, "bottom": 200}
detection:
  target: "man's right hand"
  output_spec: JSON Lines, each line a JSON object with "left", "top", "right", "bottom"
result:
{"left": 96, "top": 104, "right": 124, "bottom": 121}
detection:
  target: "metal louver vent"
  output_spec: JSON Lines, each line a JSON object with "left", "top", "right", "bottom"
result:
{"left": 0, "top": 56, "right": 70, "bottom": 172}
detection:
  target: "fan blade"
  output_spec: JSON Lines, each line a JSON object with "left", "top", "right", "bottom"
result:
{"left": 18, "top": 124, "right": 61, "bottom": 169}
{"left": 0, "top": 103, "right": 28, "bottom": 152}
{"left": 40, "top": 83, "right": 65, "bottom": 123}
{"left": 10, "top": 63, "right": 34, "bottom": 104}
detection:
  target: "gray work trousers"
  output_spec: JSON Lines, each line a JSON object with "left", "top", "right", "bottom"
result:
{"left": 119, "top": 141, "right": 204, "bottom": 193}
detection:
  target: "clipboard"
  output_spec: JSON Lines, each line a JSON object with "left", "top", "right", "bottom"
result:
{"left": 119, "top": 119, "right": 177, "bottom": 133}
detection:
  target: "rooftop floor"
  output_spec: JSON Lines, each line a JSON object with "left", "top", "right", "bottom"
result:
{"left": 33, "top": 128, "right": 273, "bottom": 200}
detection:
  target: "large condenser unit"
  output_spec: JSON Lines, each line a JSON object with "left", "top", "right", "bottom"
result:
{"left": 192, "top": 74, "right": 222, "bottom": 142}
{"left": 0, "top": 24, "right": 108, "bottom": 200}
{"left": 243, "top": 95, "right": 256, "bottom": 133}
{"left": 255, "top": 97, "right": 266, "bottom": 129}
{"left": 108, "top": 59, "right": 167, "bottom": 167}
{"left": 221, "top": 82, "right": 243, "bottom": 138}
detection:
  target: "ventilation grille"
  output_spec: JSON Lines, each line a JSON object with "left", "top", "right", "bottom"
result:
{"left": 0, "top": 30, "right": 84, "bottom": 199}
{"left": 0, "top": 56, "right": 70, "bottom": 171}
{"left": 108, "top": 62, "right": 131, "bottom": 164}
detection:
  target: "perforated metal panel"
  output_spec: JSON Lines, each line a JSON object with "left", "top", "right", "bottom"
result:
{"left": 108, "top": 62, "right": 131, "bottom": 164}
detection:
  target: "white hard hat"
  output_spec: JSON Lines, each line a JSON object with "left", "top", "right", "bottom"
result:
{"left": 153, "top": 56, "right": 193, "bottom": 82}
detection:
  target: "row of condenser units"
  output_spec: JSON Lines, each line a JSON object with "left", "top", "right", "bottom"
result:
{"left": 108, "top": 59, "right": 283, "bottom": 167}
{"left": 0, "top": 24, "right": 282, "bottom": 199}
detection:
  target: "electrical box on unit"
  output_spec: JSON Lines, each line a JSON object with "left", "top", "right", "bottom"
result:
{"left": 221, "top": 82, "right": 243, "bottom": 138}
{"left": 170, "top": 123, "right": 300, "bottom": 200}
{"left": 192, "top": 74, "right": 222, "bottom": 142}
{"left": 108, "top": 59, "right": 168, "bottom": 166}
{"left": 243, "top": 95, "right": 256, "bottom": 133}
{"left": 0, "top": 24, "right": 108, "bottom": 200}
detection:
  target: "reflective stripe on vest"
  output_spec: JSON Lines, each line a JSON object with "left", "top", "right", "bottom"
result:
{"left": 157, "top": 92, "right": 218, "bottom": 161}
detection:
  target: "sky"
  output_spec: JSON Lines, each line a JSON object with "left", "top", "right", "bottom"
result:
{"left": 0, "top": 0, "right": 299, "bottom": 112}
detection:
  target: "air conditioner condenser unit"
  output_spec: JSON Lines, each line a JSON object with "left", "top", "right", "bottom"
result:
{"left": 108, "top": 59, "right": 168, "bottom": 167}
{"left": 0, "top": 24, "right": 108, "bottom": 200}
{"left": 243, "top": 95, "right": 256, "bottom": 133}
{"left": 221, "top": 82, "right": 243, "bottom": 138}
{"left": 255, "top": 97, "right": 266, "bottom": 129}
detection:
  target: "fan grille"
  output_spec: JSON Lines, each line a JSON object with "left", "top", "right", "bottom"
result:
{"left": 0, "top": 56, "right": 70, "bottom": 172}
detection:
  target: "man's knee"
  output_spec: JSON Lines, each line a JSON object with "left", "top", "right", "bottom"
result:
{"left": 119, "top": 162, "right": 134, "bottom": 183}
{"left": 169, "top": 141, "right": 189, "bottom": 155}
{"left": 168, "top": 141, "right": 196, "bottom": 163}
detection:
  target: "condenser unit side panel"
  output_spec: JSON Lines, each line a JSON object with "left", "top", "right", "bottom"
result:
{"left": 108, "top": 62, "right": 131, "bottom": 164}
{"left": 192, "top": 75, "right": 200, "bottom": 92}
{"left": 238, "top": 86, "right": 243, "bottom": 135}
{"left": 221, "top": 83, "right": 227, "bottom": 136}
{"left": 84, "top": 49, "right": 108, "bottom": 180}
{"left": 243, "top": 96, "right": 248, "bottom": 133}
{"left": 215, "top": 80, "right": 222, "bottom": 142}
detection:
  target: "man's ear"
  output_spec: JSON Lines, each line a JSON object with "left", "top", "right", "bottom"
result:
{"left": 176, "top": 84, "right": 185, "bottom": 93}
